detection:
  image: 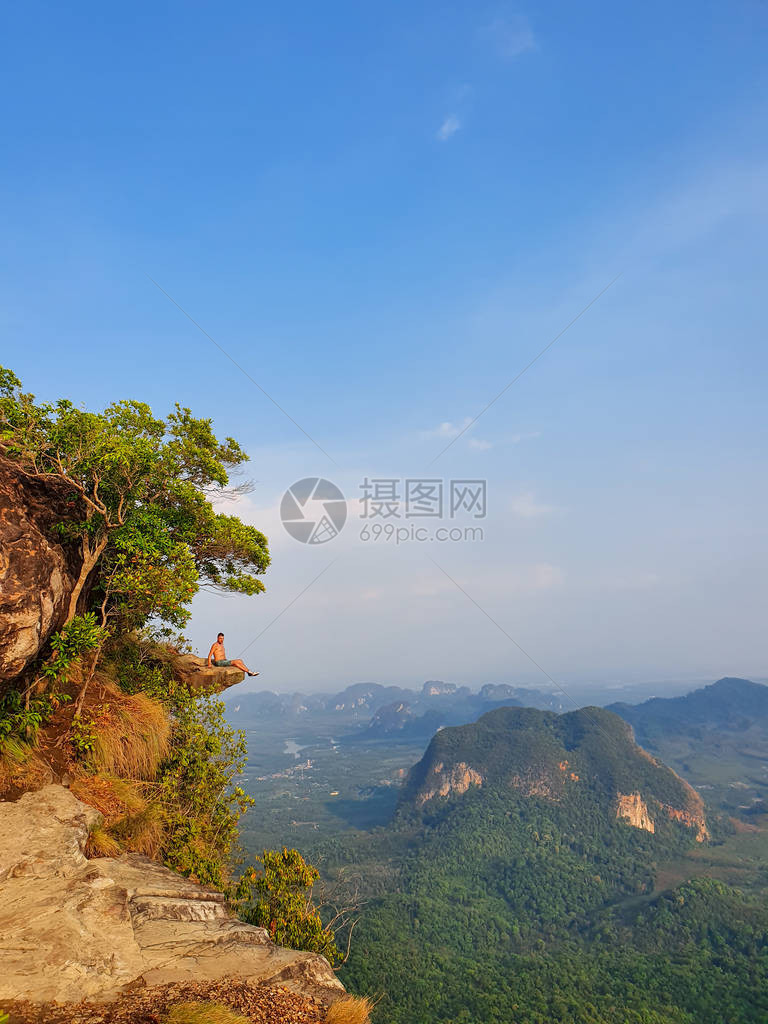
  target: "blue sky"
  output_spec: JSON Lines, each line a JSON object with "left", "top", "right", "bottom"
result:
{"left": 2, "top": 1, "right": 767, "bottom": 695}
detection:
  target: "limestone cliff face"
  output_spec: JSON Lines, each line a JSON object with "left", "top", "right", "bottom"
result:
{"left": 0, "top": 457, "right": 82, "bottom": 688}
{"left": 415, "top": 761, "right": 483, "bottom": 806}
{"left": 0, "top": 786, "right": 344, "bottom": 1006}
{"left": 616, "top": 792, "right": 656, "bottom": 833}
{"left": 509, "top": 758, "right": 580, "bottom": 800}
{"left": 663, "top": 802, "right": 709, "bottom": 842}
{"left": 616, "top": 790, "right": 709, "bottom": 842}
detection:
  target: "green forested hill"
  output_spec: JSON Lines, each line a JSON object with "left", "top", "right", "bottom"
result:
{"left": 402, "top": 705, "right": 700, "bottom": 807}
{"left": 336, "top": 706, "right": 768, "bottom": 1024}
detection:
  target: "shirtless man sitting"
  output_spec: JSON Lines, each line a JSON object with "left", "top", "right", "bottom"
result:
{"left": 206, "top": 632, "right": 259, "bottom": 677}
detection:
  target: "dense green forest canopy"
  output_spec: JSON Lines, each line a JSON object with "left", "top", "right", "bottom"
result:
{"left": 330, "top": 706, "right": 768, "bottom": 1023}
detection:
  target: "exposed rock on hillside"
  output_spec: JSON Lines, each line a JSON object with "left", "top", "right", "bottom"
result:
{"left": 617, "top": 792, "right": 655, "bottom": 833}
{"left": 415, "top": 761, "right": 483, "bottom": 806}
{"left": 172, "top": 653, "right": 245, "bottom": 695}
{"left": 0, "top": 786, "right": 344, "bottom": 1007}
{"left": 616, "top": 791, "right": 709, "bottom": 842}
{"left": 422, "top": 680, "right": 457, "bottom": 697}
{"left": 0, "top": 457, "right": 82, "bottom": 688}
{"left": 662, "top": 800, "right": 709, "bottom": 842}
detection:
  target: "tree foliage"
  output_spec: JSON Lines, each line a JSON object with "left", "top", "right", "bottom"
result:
{"left": 0, "top": 369, "right": 270, "bottom": 897}
{"left": 0, "top": 366, "right": 269, "bottom": 632}
{"left": 230, "top": 847, "right": 341, "bottom": 965}
{"left": 156, "top": 689, "right": 254, "bottom": 887}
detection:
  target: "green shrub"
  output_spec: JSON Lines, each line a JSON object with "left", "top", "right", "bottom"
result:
{"left": 39, "top": 613, "right": 107, "bottom": 686}
{"left": 156, "top": 690, "right": 253, "bottom": 886}
{"left": 0, "top": 687, "right": 69, "bottom": 746}
{"left": 70, "top": 713, "right": 98, "bottom": 761}
{"left": 230, "top": 847, "right": 341, "bottom": 965}
{"left": 0, "top": 614, "right": 105, "bottom": 751}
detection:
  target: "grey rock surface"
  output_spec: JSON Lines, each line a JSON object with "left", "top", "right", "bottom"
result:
{"left": 0, "top": 786, "right": 344, "bottom": 1005}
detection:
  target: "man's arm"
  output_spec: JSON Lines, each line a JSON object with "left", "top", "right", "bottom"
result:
{"left": 206, "top": 643, "right": 217, "bottom": 667}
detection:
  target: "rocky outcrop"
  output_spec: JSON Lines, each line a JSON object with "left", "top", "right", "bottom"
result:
{"left": 663, "top": 802, "right": 709, "bottom": 842}
{"left": 616, "top": 791, "right": 709, "bottom": 841}
{"left": 616, "top": 792, "right": 655, "bottom": 833}
{"left": 0, "top": 786, "right": 344, "bottom": 1006}
{"left": 416, "top": 761, "right": 483, "bottom": 806}
{"left": 0, "top": 457, "right": 82, "bottom": 688}
{"left": 172, "top": 653, "right": 245, "bottom": 695}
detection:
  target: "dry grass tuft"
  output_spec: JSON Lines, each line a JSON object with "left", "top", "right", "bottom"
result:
{"left": 88, "top": 686, "right": 170, "bottom": 779}
{"left": 85, "top": 825, "right": 122, "bottom": 858}
{"left": 71, "top": 772, "right": 147, "bottom": 818}
{"left": 72, "top": 764, "right": 166, "bottom": 857}
{"left": 164, "top": 1002, "right": 251, "bottom": 1024}
{"left": 0, "top": 736, "right": 52, "bottom": 794}
{"left": 325, "top": 995, "right": 375, "bottom": 1024}
{"left": 109, "top": 800, "right": 166, "bottom": 857}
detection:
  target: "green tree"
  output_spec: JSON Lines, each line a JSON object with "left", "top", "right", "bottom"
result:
{"left": 156, "top": 690, "right": 254, "bottom": 886}
{"left": 0, "top": 366, "right": 269, "bottom": 632}
{"left": 230, "top": 847, "right": 341, "bottom": 965}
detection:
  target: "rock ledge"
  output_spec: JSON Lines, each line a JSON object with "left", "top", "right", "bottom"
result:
{"left": 172, "top": 653, "right": 245, "bottom": 695}
{"left": 0, "top": 786, "right": 343, "bottom": 1006}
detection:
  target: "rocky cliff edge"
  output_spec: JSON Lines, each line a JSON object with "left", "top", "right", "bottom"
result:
{"left": 0, "top": 785, "right": 344, "bottom": 1007}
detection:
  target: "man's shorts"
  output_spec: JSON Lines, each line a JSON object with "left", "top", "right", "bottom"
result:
{"left": 212, "top": 659, "right": 233, "bottom": 667}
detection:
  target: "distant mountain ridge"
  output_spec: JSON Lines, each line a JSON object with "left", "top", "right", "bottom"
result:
{"left": 608, "top": 676, "right": 768, "bottom": 745}
{"left": 226, "top": 679, "right": 565, "bottom": 738}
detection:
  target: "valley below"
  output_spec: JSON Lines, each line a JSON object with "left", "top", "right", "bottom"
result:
{"left": 229, "top": 677, "right": 768, "bottom": 1024}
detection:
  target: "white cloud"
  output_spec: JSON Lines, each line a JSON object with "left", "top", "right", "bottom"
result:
{"left": 508, "top": 430, "right": 541, "bottom": 444}
{"left": 422, "top": 421, "right": 539, "bottom": 448}
{"left": 423, "top": 416, "right": 474, "bottom": 439}
{"left": 509, "top": 491, "right": 555, "bottom": 519}
{"left": 481, "top": 15, "right": 536, "bottom": 59}
{"left": 423, "top": 417, "right": 536, "bottom": 450}
{"left": 437, "top": 115, "right": 461, "bottom": 141}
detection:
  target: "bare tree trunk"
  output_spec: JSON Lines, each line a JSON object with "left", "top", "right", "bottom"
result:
{"left": 64, "top": 534, "right": 108, "bottom": 624}
{"left": 73, "top": 640, "right": 104, "bottom": 717}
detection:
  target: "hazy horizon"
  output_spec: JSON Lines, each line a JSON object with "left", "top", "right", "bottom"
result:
{"left": 223, "top": 671, "right": 768, "bottom": 703}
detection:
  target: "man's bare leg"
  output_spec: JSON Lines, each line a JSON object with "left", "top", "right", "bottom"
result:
{"left": 231, "top": 658, "right": 258, "bottom": 677}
